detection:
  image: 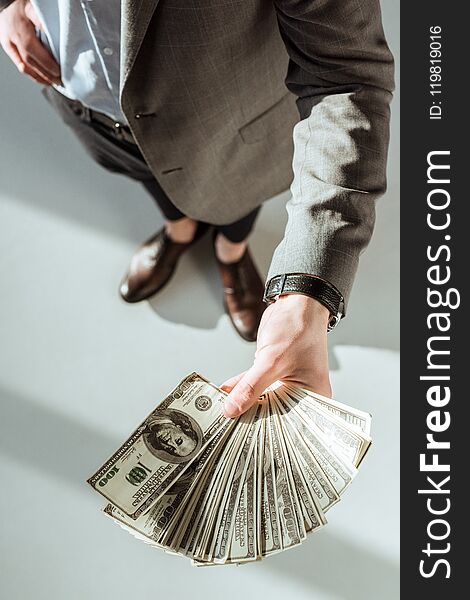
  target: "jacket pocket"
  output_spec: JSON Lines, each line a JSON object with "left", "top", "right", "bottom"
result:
{"left": 238, "top": 92, "right": 294, "bottom": 144}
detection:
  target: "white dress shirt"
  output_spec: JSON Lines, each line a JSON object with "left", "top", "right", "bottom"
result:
{"left": 32, "top": 0, "right": 128, "bottom": 124}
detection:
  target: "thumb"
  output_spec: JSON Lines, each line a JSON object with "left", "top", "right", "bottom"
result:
{"left": 220, "top": 371, "right": 246, "bottom": 394}
{"left": 223, "top": 362, "right": 273, "bottom": 418}
{"left": 25, "top": 2, "right": 44, "bottom": 31}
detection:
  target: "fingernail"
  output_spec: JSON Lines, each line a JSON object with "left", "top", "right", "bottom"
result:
{"left": 223, "top": 398, "right": 240, "bottom": 418}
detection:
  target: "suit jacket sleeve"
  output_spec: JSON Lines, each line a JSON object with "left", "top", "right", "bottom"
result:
{"left": 269, "top": 0, "right": 395, "bottom": 312}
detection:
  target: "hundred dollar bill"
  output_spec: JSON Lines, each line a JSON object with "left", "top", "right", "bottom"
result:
{"left": 194, "top": 416, "right": 251, "bottom": 558}
{"left": 101, "top": 420, "right": 233, "bottom": 544}
{"left": 254, "top": 405, "right": 265, "bottom": 559}
{"left": 272, "top": 404, "right": 327, "bottom": 530}
{"left": 281, "top": 387, "right": 371, "bottom": 467}
{"left": 279, "top": 436, "right": 327, "bottom": 533}
{"left": 259, "top": 403, "right": 282, "bottom": 556}
{"left": 87, "top": 373, "right": 232, "bottom": 519}
{"left": 274, "top": 399, "right": 339, "bottom": 513}
{"left": 224, "top": 440, "right": 258, "bottom": 564}
{"left": 159, "top": 437, "right": 226, "bottom": 551}
{"left": 194, "top": 407, "right": 258, "bottom": 561}
{"left": 273, "top": 390, "right": 355, "bottom": 496}
{"left": 271, "top": 405, "right": 307, "bottom": 540}
{"left": 154, "top": 421, "right": 235, "bottom": 547}
{"left": 283, "top": 384, "right": 372, "bottom": 436}
{"left": 89, "top": 377, "right": 373, "bottom": 566}
{"left": 266, "top": 402, "right": 302, "bottom": 551}
{"left": 211, "top": 405, "right": 261, "bottom": 563}
{"left": 179, "top": 420, "right": 247, "bottom": 557}
{"left": 170, "top": 446, "right": 230, "bottom": 554}
{"left": 103, "top": 503, "right": 165, "bottom": 548}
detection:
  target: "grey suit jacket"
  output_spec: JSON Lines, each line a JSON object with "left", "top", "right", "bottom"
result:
{"left": 1, "top": 0, "right": 394, "bottom": 310}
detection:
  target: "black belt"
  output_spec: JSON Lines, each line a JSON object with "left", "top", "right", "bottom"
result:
{"left": 63, "top": 94, "right": 136, "bottom": 145}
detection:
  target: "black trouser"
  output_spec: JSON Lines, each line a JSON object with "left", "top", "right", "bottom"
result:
{"left": 41, "top": 87, "right": 260, "bottom": 243}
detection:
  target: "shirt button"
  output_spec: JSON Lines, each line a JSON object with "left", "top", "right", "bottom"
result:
{"left": 134, "top": 113, "right": 141, "bottom": 119}
{"left": 103, "top": 47, "right": 113, "bottom": 56}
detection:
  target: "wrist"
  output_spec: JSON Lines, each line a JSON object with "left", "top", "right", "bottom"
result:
{"left": 274, "top": 293, "right": 330, "bottom": 328}
{"left": 264, "top": 273, "right": 344, "bottom": 331}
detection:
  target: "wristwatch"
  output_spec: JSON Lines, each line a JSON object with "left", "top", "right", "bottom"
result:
{"left": 263, "top": 273, "right": 344, "bottom": 331}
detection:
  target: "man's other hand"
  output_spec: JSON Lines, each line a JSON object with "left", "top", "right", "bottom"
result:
{"left": 0, "top": 0, "right": 61, "bottom": 85}
{"left": 221, "top": 294, "right": 332, "bottom": 418}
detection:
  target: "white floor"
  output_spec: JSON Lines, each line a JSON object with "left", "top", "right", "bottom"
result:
{"left": 0, "top": 5, "right": 399, "bottom": 598}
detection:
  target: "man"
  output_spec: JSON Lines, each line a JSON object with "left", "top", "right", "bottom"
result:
{"left": 144, "top": 411, "right": 200, "bottom": 461}
{"left": 0, "top": 0, "right": 394, "bottom": 419}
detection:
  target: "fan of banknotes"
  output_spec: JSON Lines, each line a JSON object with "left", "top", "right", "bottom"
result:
{"left": 87, "top": 372, "right": 372, "bottom": 566}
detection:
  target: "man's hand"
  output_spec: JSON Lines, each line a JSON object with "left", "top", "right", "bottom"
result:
{"left": 221, "top": 294, "right": 332, "bottom": 418}
{"left": 0, "top": 0, "right": 61, "bottom": 85}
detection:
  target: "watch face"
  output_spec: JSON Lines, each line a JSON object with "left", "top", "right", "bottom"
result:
{"left": 327, "top": 313, "right": 342, "bottom": 332}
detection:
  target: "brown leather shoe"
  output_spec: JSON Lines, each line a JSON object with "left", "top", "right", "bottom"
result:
{"left": 120, "top": 223, "right": 208, "bottom": 303}
{"left": 214, "top": 243, "right": 266, "bottom": 342}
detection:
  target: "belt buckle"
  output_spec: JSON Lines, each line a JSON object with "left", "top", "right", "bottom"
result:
{"left": 327, "top": 313, "right": 341, "bottom": 332}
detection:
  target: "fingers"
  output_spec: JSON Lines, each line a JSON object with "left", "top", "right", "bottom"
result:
{"left": 3, "top": 40, "right": 52, "bottom": 85}
{"left": 2, "top": 39, "right": 22, "bottom": 67}
{"left": 15, "top": 34, "right": 61, "bottom": 83}
{"left": 0, "top": 6, "right": 62, "bottom": 85}
{"left": 223, "top": 361, "right": 274, "bottom": 418}
{"left": 220, "top": 371, "right": 246, "bottom": 393}
{"left": 283, "top": 377, "right": 333, "bottom": 400}
{"left": 21, "top": 60, "right": 53, "bottom": 85}
{"left": 24, "top": 1, "right": 44, "bottom": 31}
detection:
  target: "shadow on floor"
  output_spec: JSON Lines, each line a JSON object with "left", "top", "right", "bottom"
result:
{"left": 0, "top": 58, "right": 399, "bottom": 356}
{"left": 0, "top": 383, "right": 399, "bottom": 600}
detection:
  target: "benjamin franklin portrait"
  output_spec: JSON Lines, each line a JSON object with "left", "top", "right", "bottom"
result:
{"left": 143, "top": 409, "right": 203, "bottom": 464}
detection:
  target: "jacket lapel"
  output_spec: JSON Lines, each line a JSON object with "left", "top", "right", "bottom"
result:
{"left": 120, "top": 0, "right": 161, "bottom": 92}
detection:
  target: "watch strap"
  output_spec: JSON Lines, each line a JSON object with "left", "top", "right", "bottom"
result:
{"left": 263, "top": 273, "right": 344, "bottom": 331}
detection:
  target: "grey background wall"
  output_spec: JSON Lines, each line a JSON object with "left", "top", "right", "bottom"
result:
{"left": 0, "top": 2, "right": 399, "bottom": 599}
